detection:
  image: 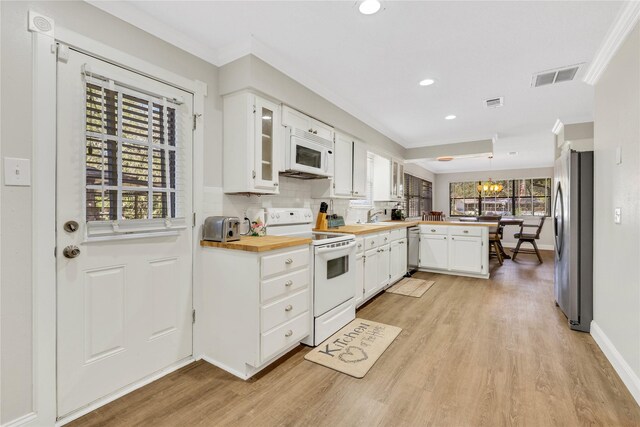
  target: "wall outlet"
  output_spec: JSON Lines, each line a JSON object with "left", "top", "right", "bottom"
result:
{"left": 614, "top": 207, "right": 621, "bottom": 224}
{"left": 4, "top": 157, "right": 31, "bottom": 186}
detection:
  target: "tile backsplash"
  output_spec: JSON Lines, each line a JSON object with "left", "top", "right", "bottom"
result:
{"left": 203, "top": 176, "right": 396, "bottom": 227}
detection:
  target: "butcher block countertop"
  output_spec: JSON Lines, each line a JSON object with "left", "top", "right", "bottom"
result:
{"left": 316, "top": 220, "right": 494, "bottom": 236}
{"left": 200, "top": 236, "right": 311, "bottom": 252}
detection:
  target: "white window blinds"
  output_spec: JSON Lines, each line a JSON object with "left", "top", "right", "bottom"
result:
{"left": 84, "top": 76, "right": 186, "bottom": 227}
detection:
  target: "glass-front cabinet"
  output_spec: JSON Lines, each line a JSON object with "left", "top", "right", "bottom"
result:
{"left": 223, "top": 92, "right": 281, "bottom": 194}
{"left": 391, "top": 158, "right": 404, "bottom": 200}
{"left": 254, "top": 97, "right": 280, "bottom": 191}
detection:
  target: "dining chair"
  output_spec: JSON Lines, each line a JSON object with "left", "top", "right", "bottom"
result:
{"left": 511, "top": 217, "right": 546, "bottom": 263}
{"left": 486, "top": 221, "right": 503, "bottom": 265}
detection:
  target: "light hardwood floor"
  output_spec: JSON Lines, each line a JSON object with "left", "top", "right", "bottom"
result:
{"left": 70, "top": 251, "right": 640, "bottom": 426}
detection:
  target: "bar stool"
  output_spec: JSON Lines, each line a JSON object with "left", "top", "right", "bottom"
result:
{"left": 511, "top": 217, "right": 546, "bottom": 263}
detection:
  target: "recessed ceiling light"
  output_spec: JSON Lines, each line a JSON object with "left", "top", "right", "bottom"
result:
{"left": 419, "top": 78, "right": 435, "bottom": 86}
{"left": 359, "top": 0, "right": 381, "bottom": 15}
{"left": 445, "top": 115, "right": 456, "bottom": 120}
{"left": 437, "top": 156, "right": 454, "bottom": 162}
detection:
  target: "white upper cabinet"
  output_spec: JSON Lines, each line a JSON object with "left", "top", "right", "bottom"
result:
{"left": 311, "top": 133, "right": 367, "bottom": 199}
{"left": 223, "top": 92, "right": 281, "bottom": 194}
{"left": 282, "top": 105, "right": 334, "bottom": 141}
{"left": 352, "top": 140, "right": 367, "bottom": 198}
{"left": 333, "top": 133, "right": 353, "bottom": 197}
{"left": 391, "top": 158, "right": 405, "bottom": 200}
{"left": 372, "top": 154, "right": 391, "bottom": 201}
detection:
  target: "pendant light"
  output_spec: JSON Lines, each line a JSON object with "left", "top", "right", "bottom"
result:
{"left": 477, "top": 156, "right": 503, "bottom": 194}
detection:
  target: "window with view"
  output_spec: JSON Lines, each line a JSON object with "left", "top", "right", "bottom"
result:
{"left": 449, "top": 178, "right": 552, "bottom": 217}
{"left": 85, "top": 80, "right": 182, "bottom": 223}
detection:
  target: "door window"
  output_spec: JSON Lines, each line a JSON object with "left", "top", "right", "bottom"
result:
{"left": 327, "top": 255, "right": 349, "bottom": 279}
{"left": 296, "top": 145, "right": 322, "bottom": 169}
{"left": 85, "top": 80, "right": 183, "bottom": 223}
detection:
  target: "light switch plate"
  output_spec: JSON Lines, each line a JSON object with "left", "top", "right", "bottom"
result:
{"left": 4, "top": 157, "right": 31, "bottom": 186}
{"left": 614, "top": 207, "right": 621, "bottom": 224}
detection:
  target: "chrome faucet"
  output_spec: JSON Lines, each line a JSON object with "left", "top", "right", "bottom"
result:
{"left": 367, "top": 209, "right": 384, "bottom": 223}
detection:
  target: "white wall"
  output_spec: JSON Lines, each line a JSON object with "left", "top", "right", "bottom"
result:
{"left": 592, "top": 22, "right": 640, "bottom": 392}
{"left": 0, "top": 1, "right": 221, "bottom": 423}
{"left": 434, "top": 167, "right": 555, "bottom": 249}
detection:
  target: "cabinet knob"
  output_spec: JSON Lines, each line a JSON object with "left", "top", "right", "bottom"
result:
{"left": 431, "top": 229, "right": 436, "bottom": 232}
{"left": 285, "top": 330, "right": 293, "bottom": 337}
{"left": 285, "top": 258, "right": 293, "bottom": 264}
{"left": 357, "top": 244, "right": 362, "bottom": 248}
{"left": 285, "top": 304, "right": 293, "bottom": 312}
{"left": 463, "top": 230, "right": 469, "bottom": 233}
{"left": 384, "top": 237, "right": 388, "bottom": 241}
{"left": 308, "top": 128, "right": 313, "bottom": 133}
{"left": 354, "top": 191, "right": 359, "bottom": 194}
{"left": 285, "top": 280, "right": 293, "bottom": 287}
{"left": 313, "top": 130, "right": 318, "bottom": 135}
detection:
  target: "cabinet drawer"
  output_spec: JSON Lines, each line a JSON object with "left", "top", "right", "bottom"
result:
{"left": 379, "top": 231, "right": 391, "bottom": 245}
{"left": 261, "top": 268, "right": 309, "bottom": 303}
{"left": 261, "top": 311, "right": 310, "bottom": 363}
{"left": 261, "top": 289, "right": 310, "bottom": 332}
{"left": 450, "top": 226, "right": 482, "bottom": 237}
{"left": 261, "top": 248, "right": 309, "bottom": 279}
{"left": 390, "top": 228, "right": 406, "bottom": 241}
{"left": 420, "top": 225, "right": 449, "bottom": 235}
{"left": 355, "top": 237, "right": 365, "bottom": 254}
{"left": 364, "top": 234, "right": 379, "bottom": 250}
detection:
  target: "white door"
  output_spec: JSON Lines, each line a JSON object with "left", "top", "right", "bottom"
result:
{"left": 390, "top": 239, "right": 406, "bottom": 283}
{"left": 449, "top": 236, "right": 483, "bottom": 273}
{"left": 56, "top": 50, "right": 194, "bottom": 417}
{"left": 333, "top": 133, "right": 353, "bottom": 197}
{"left": 419, "top": 235, "right": 448, "bottom": 269}
{"left": 399, "top": 238, "right": 408, "bottom": 277}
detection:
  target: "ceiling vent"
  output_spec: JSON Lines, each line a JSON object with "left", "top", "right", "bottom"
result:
{"left": 532, "top": 64, "right": 583, "bottom": 87}
{"left": 485, "top": 97, "right": 504, "bottom": 108}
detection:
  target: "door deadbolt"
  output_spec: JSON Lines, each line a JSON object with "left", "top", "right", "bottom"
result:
{"left": 63, "top": 221, "right": 79, "bottom": 233}
{"left": 63, "top": 245, "right": 81, "bottom": 259}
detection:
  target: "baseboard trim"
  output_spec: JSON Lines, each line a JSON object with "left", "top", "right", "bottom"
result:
{"left": 55, "top": 356, "right": 195, "bottom": 426}
{"left": 1, "top": 412, "right": 38, "bottom": 427}
{"left": 590, "top": 321, "right": 640, "bottom": 406}
{"left": 200, "top": 355, "right": 251, "bottom": 380}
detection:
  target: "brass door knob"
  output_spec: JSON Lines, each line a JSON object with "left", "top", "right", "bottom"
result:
{"left": 63, "top": 245, "right": 81, "bottom": 259}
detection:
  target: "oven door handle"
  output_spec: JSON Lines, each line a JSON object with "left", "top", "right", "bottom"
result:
{"left": 315, "top": 241, "right": 356, "bottom": 254}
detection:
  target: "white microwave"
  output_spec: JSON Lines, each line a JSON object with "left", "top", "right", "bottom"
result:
{"left": 283, "top": 127, "right": 334, "bottom": 178}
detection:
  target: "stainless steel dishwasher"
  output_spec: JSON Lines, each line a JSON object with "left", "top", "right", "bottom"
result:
{"left": 407, "top": 226, "right": 420, "bottom": 272}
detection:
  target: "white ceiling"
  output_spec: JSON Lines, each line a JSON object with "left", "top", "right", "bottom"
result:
{"left": 90, "top": 1, "right": 622, "bottom": 173}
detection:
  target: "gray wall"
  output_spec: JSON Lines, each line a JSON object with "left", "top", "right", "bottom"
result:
{"left": 434, "top": 167, "right": 555, "bottom": 248}
{"left": 0, "top": 1, "right": 221, "bottom": 423}
{"left": 219, "top": 55, "right": 407, "bottom": 159}
{"left": 593, "top": 23, "right": 640, "bottom": 380}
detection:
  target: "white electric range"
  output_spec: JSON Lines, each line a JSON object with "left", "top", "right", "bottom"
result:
{"left": 265, "top": 208, "right": 356, "bottom": 346}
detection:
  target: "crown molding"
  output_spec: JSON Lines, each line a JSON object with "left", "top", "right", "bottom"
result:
{"left": 86, "top": 0, "right": 221, "bottom": 66}
{"left": 583, "top": 1, "right": 640, "bottom": 85}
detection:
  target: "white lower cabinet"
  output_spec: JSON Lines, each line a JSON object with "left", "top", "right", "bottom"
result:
{"left": 449, "top": 236, "right": 483, "bottom": 273}
{"left": 419, "top": 234, "right": 449, "bottom": 269}
{"left": 377, "top": 244, "right": 390, "bottom": 289}
{"left": 390, "top": 238, "right": 407, "bottom": 283}
{"left": 418, "top": 225, "right": 489, "bottom": 278}
{"left": 363, "top": 247, "right": 379, "bottom": 301}
{"left": 355, "top": 252, "right": 364, "bottom": 306}
{"left": 201, "top": 244, "right": 311, "bottom": 379}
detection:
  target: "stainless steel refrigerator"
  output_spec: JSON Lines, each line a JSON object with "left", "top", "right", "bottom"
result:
{"left": 553, "top": 149, "right": 593, "bottom": 332}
